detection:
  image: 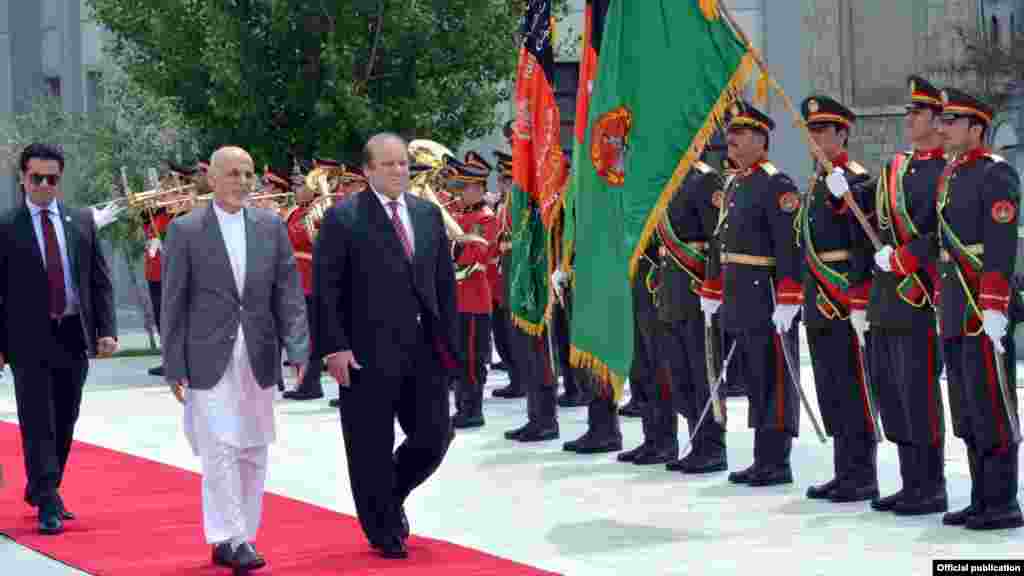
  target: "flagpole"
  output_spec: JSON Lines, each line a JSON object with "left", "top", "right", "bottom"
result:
{"left": 717, "top": 5, "right": 884, "bottom": 250}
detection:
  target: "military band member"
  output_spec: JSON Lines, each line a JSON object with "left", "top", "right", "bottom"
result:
{"left": 447, "top": 158, "right": 499, "bottom": 429}
{"left": 931, "top": 88, "right": 1022, "bottom": 530}
{"left": 701, "top": 101, "right": 802, "bottom": 486}
{"left": 656, "top": 152, "right": 727, "bottom": 473}
{"left": 864, "top": 76, "right": 949, "bottom": 515}
{"left": 799, "top": 96, "right": 880, "bottom": 502}
{"left": 276, "top": 166, "right": 325, "bottom": 400}
{"left": 490, "top": 151, "right": 526, "bottom": 398}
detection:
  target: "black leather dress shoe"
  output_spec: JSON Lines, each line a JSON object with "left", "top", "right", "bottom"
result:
{"left": 965, "top": 504, "right": 1024, "bottom": 530}
{"left": 679, "top": 452, "right": 728, "bottom": 474}
{"left": 617, "top": 442, "right": 653, "bottom": 463}
{"left": 147, "top": 365, "right": 164, "bottom": 376}
{"left": 504, "top": 423, "right": 531, "bottom": 440}
{"left": 943, "top": 503, "right": 981, "bottom": 526}
{"left": 38, "top": 509, "right": 63, "bottom": 535}
{"left": 374, "top": 537, "right": 408, "bottom": 559}
{"left": 212, "top": 543, "right": 234, "bottom": 567}
{"left": 747, "top": 465, "right": 793, "bottom": 487}
{"left": 870, "top": 489, "right": 906, "bottom": 511}
{"left": 633, "top": 447, "right": 678, "bottom": 465}
{"left": 56, "top": 495, "right": 74, "bottom": 520}
{"left": 283, "top": 390, "right": 324, "bottom": 400}
{"left": 232, "top": 542, "right": 267, "bottom": 571}
{"left": 728, "top": 463, "right": 759, "bottom": 484}
{"left": 806, "top": 478, "right": 839, "bottom": 500}
{"left": 893, "top": 489, "right": 948, "bottom": 516}
{"left": 829, "top": 482, "right": 879, "bottom": 503}
{"left": 571, "top": 432, "right": 623, "bottom": 454}
{"left": 518, "top": 424, "right": 559, "bottom": 442}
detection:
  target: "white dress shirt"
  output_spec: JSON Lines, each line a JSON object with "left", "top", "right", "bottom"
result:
{"left": 372, "top": 186, "right": 415, "bottom": 255}
{"left": 184, "top": 203, "right": 275, "bottom": 452}
{"left": 25, "top": 197, "right": 80, "bottom": 316}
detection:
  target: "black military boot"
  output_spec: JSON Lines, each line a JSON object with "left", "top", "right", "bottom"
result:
{"left": 808, "top": 435, "right": 843, "bottom": 499}
{"left": 831, "top": 434, "right": 879, "bottom": 503}
{"left": 729, "top": 429, "right": 764, "bottom": 484}
{"left": 504, "top": 423, "right": 532, "bottom": 440}
{"left": 493, "top": 384, "right": 526, "bottom": 398}
{"left": 618, "top": 441, "right": 656, "bottom": 463}
{"left": 634, "top": 393, "right": 678, "bottom": 465}
{"left": 667, "top": 420, "right": 697, "bottom": 471}
{"left": 894, "top": 442, "right": 947, "bottom": 515}
{"left": 966, "top": 445, "right": 1023, "bottom": 530}
{"left": 682, "top": 420, "right": 727, "bottom": 474}
{"left": 872, "top": 443, "right": 915, "bottom": 511}
{"left": 748, "top": 431, "right": 793, "bottom": 487}
{"left": 943, "top": 442, "right": 983, "bottom": 526}
{"left": 569, "top": 396, "right": 623, "bottom": 454}
{"left": 453, "top": 383, "right": 485, "bottom": 429}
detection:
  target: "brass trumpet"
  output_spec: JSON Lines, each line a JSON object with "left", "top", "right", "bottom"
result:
{"left": 407, "top": 139, "right": 486, "bottom": 245}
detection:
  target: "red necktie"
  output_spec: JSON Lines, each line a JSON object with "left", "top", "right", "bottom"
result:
{"left": 388, "top": 201, "right": 413, "bottom": 261}
{"left": 41, "top": 210, "right": 67, "bottom": 318}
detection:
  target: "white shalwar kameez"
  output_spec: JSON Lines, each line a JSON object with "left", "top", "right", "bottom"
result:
{"left": 183, "top": 204, "right": 275, "bottom": 548}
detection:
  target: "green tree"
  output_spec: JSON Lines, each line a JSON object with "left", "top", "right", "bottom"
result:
{"left": 86, "top": 0, "right": 565, "bottom": 168}
{"left": 1, "top": 63, "right": 201, "bottom": 347}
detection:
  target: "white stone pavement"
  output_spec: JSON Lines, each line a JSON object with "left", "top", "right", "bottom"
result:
{"left": 1, "top": 328, "right": 1023, "bottom": 575}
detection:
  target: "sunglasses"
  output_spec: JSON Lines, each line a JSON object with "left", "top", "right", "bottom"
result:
{"left": 28, "top": 173, "right": 61, "bottom": 186}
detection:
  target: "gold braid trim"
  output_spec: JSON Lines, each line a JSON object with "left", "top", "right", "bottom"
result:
{"left": 569, "top": 345, "right": 626, "bottom": 404}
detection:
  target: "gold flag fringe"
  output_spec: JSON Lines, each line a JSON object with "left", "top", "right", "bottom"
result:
{"left": 629, "top": 51, "right": 756, "bottom": 280}
{"left": 570, "top": 345, "right": 625, "bottom": 404}
{"left": 511, "top": 312, "right": 545, "bottom": 336}
{"left": 699, "top": 0, "right": 720, "bottom": 21}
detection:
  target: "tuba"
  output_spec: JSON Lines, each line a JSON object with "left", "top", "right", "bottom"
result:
{"left": 301, "top": 161, "right": 347, "bottom": 240}
{"left": 407, "top": 139, "right": 482, "bottom": 244}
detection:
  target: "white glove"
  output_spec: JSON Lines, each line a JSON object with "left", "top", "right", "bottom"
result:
{"left": 850, "top": 309, "right": 868, "bottom": 347}
{"left": 983, "top": 310, "right": 1009, "bottom": 354}
{"left": 146, "top": 237, "right": 162, "bottom": 258}
{"left": 551, "top": 269, "right": 569, "bottom": 306}
{"left": 91, "top": 203, "right": 124, "bottom": 230}
{"left": 700, "top": 297, "right": 721, "bottom": 325}
{"left": 772, "top": 304, "right": 800, "bottom": 334}
{"left": 825, "top": 167, "right": 849, "bottom": 200}
{"left": 874, "top": 245, "right": 894, "bottom": 272}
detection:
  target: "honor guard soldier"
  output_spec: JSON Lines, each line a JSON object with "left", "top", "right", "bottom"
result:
{"left": 800, "top": 95, "right": 881, "bottom": 502}
{"left": 489, "top": 151, "right": 524, "bottom": 397}
{"left": 447, "top": 158, "right": 499, "bottom": 429}
{"left": 279, "top": 165, "right": 324, "bottom": 400}
{"left": 655, "top": 151, "right": 728, "bottom": 473}
{"left": 933, "top": 88, "right": 1022, "bottom": 530}
{"left": 618, "top": 219, "right": 675, "bottom": 464}
{"left": 700, "top": 101, "right": 803, "bottom": 486}
{"left": 865, "top": 76, "right": 949, "bottom": 515}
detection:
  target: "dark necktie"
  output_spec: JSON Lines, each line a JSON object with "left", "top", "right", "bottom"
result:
{"left": 41, "top": 210, "right": 67, "bottom": 318}
{"left": 388, "top": 201, "right": 414, "bottom": 261}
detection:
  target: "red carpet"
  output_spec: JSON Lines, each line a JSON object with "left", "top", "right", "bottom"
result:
{"left": 0, "top": 421, "right": 558, "bottom": 575}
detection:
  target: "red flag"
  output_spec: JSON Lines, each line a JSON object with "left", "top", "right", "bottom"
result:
{"left": 512, "top": 0, "right": 568, "bottom": 228}
{"left": 573, "top": 0, "right": 609, "bottom": 146}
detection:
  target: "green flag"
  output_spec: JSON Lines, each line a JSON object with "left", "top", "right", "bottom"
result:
{"left": 508, "top": 183, "right": 549, "bottom": 336}
{"left": 570, "top": 1, "right": 754, "bottom": 399}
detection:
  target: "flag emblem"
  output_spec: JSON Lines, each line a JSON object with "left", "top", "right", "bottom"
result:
{"left": 591, "top": 106, "right": 633, "bottom": 186}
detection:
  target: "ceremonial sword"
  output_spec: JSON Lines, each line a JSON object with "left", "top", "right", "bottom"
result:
{"left": 683, "top": 339, "right": 737, "bottom": 455}
{"left": 704, "top": 319, "right": 726, "bottom": 425}
{"left": 770, "top": 280, "right": 827, "bottom": 444}
{"left": 855, "top": 336, "right": 885, "bottom": 442}
{"left": 992, "top": 343, "right": 1022, "bottom": 444}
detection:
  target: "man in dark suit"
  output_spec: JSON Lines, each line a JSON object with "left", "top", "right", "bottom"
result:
{"left": 0, "top": 143, "right": 117, "bottom": 535}
{"left": 314, "top": 132, "right": 458, "bottom": 559}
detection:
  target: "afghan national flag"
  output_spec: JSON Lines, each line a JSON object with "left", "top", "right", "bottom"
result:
{"left": 569, "top": 0, "right": 755, "bottom": 399}
{"left": 512, "top": 0, "right": 569, "bottom": 229}
{"left": 507, "top": 181, "right": 549, "bottom": 336}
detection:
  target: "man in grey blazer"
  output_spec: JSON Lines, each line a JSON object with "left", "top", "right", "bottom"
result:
{"left": 162, "top": 146, "right": 309, "bottom": 573}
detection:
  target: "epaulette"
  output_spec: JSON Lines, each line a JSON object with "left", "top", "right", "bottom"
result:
{"left": 694, "top": 160, "right": 714, "bottom": 174}
{"left": 759, "top": 161, "right": 778, "bottom": 176}
{"left": 847, "top": 160, "right": 867, "bottom": 176}
{"left": 985, "top": 152, "right": 1007, "bottom": 164}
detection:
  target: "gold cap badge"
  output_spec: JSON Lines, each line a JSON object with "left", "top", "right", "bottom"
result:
{"left": 807, "top": 99, "right": 819, "bottom": 113}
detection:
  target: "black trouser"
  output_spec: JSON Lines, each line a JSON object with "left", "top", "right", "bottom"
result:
{"left": 515, "top": 326, "right": 557, "bottom": 428}
{"left": 629, "top": 307, "right": 655, "bottom": 406}
{"left": 455, "top": 312, "right": 491, "bottom": 417}
{"left": 729, "top": 326, "right": 800, "bottom": 466}
{"left": 12, "top": 316, "right": 89, "bottom": 508}
{"left": 944, "top": 335, "right": 1020, "bottom": 508}
{"left": 553, "top": 293, "right": 578, "bottom": 397}
{"left": 662, "top": 317, "right": 725, "bottom": 456}
{"left": 148, "top": 280, "right": 161, "bottom": 329}
{"left": 292, "top": 295, "right": 324, "bottom": 395}
{"left": 492, "top": 304, "right": 512, "bottom": 366}
{"left": 338, "top": 322, "right": 453, "bottom": 545}
{"left": 873, "top": 327, "right": 945, "bottom": 492}
{"left": 636, "top": 317, "right": 675, "bottom": 451}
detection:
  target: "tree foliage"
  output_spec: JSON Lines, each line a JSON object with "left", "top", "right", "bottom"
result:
{"left": 929, "top": 24, "right": 1024, "bottom": 110}
{"left": 86, "top": 0, "right": 566, "bottom": 168}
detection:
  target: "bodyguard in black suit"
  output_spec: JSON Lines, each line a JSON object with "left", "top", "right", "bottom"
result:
{"left": 0, "top": 143, "right": 117, "bottom": 535}
{"left": 314, "top": 133, "right": 458, "bottom": 559}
